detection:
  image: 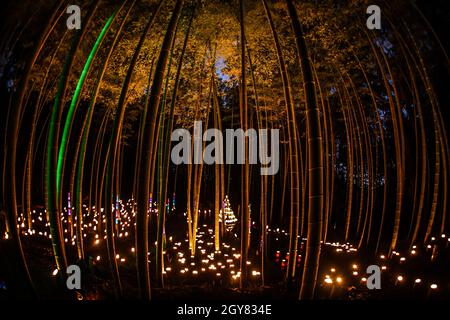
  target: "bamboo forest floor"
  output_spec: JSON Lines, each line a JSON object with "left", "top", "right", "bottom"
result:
{"left": 3, "top": 202, "right": 449, "bottom": 300}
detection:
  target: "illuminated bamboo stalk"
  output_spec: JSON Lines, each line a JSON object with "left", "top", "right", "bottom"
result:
{"left": 189, "top": 45, "right": 209, "bottom": 256}
{"left": 365, "top": 29, "right": 404, "bottom": 255}
{"left": 156, "top": 17, "right": 195, "bottom": 284}
{"left": 103, "top": 0, "right": 163, "bottom": 299}
{"left": 75, "top": 2, "right": 133, "bottom": 261}
{"left": 246, "top": 42, "right": 266, "bottom": 285}
{"left": 155, "top": 28, "right": 177, "bottom": 288}
{"left": 325, "top": 95, "right": 335, "bottom": 241}
{"left": 133, "top": 56, "right": 156, "bottom": 215}
{"left": 336, "top": 85, "right": 354, "bottom": 242}
{"left": 160, "top": 10, "right": 194, "bottom": 263}
{"left": 212, "top": 78, "right": 226, "bottom": 237}
{"left": 136, "top": 0, "right": 183, "bottom": 300}
{"left": 347, "top": 44, "right": 388, "bottom": 252}
{"left": 381, "top": 12, "right": 433, "bottom": 248}
{"left": 312, "top": 64, "right": 330, "bottom": 243}
{"left": 424, "top": 120, "right": 441, "bottom": 243}
{"left": 4, "top": 0, "right": 65, "bottom": 296}
{"left": 46, "top": 1, "right": 99, "bottom": 272}
{"left": 192, "top": 71, "right": 214, "bottom": 253}
{"left": 286, "top": 0, "right": 323, "bottom": 299}
{"left": 262, "top": 0, "right": 300, "bottom": 281}
{"left": 191, "top": 48, "right": 216, "bottom": 257}
{"left": 345, "top": 73, "right": 374, "bottom": 248}
{"left": 91, "top": 111, "right": 110, "bottom": 236}
{"left": 25, "top": 31, "right": 68, "bottom": 231}
{"left": 342, "top": 82, "right": 360, "bottom": 242}
{"left": 58, "top": 8, "right": 117, "bottom": 222}
{"left": 401, "top": 20, "right": 450, "bottom": 240}
{"left": 63, "top": 8, "right": 120, "bottom": 262}
{"left": 336, "top": 67, "right": 372, "bottom": 246}
{"left": 404, "top": 53, "right": 427, "bottom": 248}
{"left": 279, "top": 136, "right": 289, "bottom": 225}
{"left": 213, "top": 87, "right": 221, "bottom": 252}
{"left": 239, "top": 0, "right": 251, "bottom": 289}
{"left": 439, "top": 134, "right": 448, "bottom": 234}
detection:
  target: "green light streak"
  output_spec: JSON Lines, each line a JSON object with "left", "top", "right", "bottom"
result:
{"left": 56, "top": 12, "right": 117, "bottom": 197}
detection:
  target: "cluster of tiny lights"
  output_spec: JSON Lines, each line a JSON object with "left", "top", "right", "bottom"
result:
{"left": 3, "top": 195, "right": 449, "bottom": 298}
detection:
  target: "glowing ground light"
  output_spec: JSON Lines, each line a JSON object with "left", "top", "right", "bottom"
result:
{"left": 12, "top": 198, "right": 450, "bottom": 298}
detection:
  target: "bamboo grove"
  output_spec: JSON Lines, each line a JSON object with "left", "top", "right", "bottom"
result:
{"left": 0, "top": 0, "right": 449, "bottom": 300}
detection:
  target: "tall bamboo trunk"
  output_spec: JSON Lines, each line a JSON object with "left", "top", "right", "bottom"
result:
{"left": 46, "top": 1, "right": 98, "bottom": 272}
{"left": 286, "top": 0, "right": 324, "bottom": 300}
{"left": 262, "top": 0, "right": 300, "bottom": 282}
{"left": 4, "top": 0, "right": 65, "bottom": 297}
{"left": 239, "top": 0, "right": 250, "bottom": 289}
{"left": 136, "top": 0, "right": 183, "bottom": 300}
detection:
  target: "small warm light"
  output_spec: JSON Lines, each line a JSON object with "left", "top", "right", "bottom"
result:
{"left": 380, "top": 255, "right": 385, "bottom": 259}
{"left": 353, "top": 271, "right": 358, "bottom": 276}
{"left": 430, "top": 284, "right": 438, "bottom": 290}
{"left": 96, "top": 255, "right": 101, "bottom": 261}
{"left": 52, "top": 269, "right": 59, "bottom": 276}
{"left": 352, "top": 264, "right": 358, "bottom": 269}
{"left": 411, "top": 250, "right": 416, "bottom": 255}
{"left": 331, "top": 268, "right": 336, "bottom": 273}
{"left": 324, "top": 278, "right": 333, "bottom": 284}
{"left": 361, "top": 277, "right": 367, "bottom": 282}
{"left": 397, "top": 275, "right": 403, "bottom": 282}
{"left": 400, "top": 257, "right": 406, "bottom": 262}
{"left": 336, "top": 277, "right": 343, "bottom": 283}
{"left": 415, "top": 279, "right": 421, "bottom": 284}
